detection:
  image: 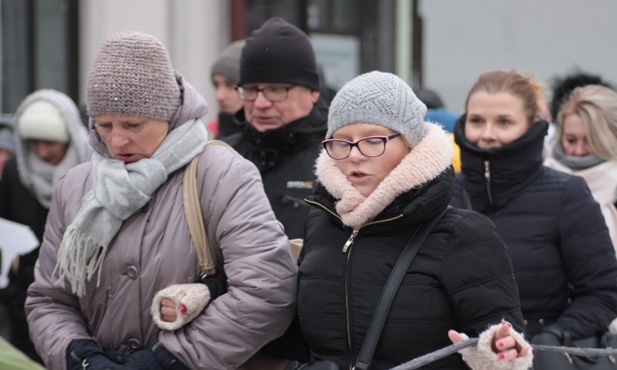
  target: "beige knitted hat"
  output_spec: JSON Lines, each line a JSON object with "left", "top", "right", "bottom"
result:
{"left": 17, "top": 100, "right": 69, "bottom": 143}
{"left": 87, "top": 31, "right": 180, "bottom": 121}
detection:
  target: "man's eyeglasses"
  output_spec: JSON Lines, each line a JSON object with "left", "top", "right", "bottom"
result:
{"left": 235, "top": 85, "right": 297, "bottom": 102}
{"left": 322, "top": 133, "right": 401, "bottom": 160}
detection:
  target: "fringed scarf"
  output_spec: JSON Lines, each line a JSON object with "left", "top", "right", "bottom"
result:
{"left": 54, "top": 119, "right": 208, "bottom": 296}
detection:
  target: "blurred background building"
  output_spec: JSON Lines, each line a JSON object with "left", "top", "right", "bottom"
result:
{"left": 1, "top": 0, "right": 615, "bottom": 123}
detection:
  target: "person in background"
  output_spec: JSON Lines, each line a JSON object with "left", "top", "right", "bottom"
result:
{"left": 223, "top": 17, "right": 328, "bottom": 240}
{"left": 546, "top": 71, "right": 614, "bottom": 146}
{"left": 0, "top": 89, "right": 91, "bottom": 364}
{"left": 549, "top": 71, "right": 614, "bottom": 125}
{"left": 416, "top": 87, "right": 459, "bottom": 133}
{"left": 450, "top": 70, "right": 617, "bottom": 369}
{"left": 416, "top": 88, "right": 461, "bottom": 171}
{"left": 297, "top": 71, "right": 531, "bottom": 370}
{"left": 545, "top": 85, "right": 617, "bottom": 252}
{"left": 25, "top": 30, "right": 296, "bottom": 370}
{"left": 206, "top": 39, "right": 246, "bottom": 139}
{"left": 0, "top": 115, "right": 15, "bottom": 179}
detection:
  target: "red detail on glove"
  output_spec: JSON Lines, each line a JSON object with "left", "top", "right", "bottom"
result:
{"left": 179, "top": 304, "right": 187, "bottom": 314}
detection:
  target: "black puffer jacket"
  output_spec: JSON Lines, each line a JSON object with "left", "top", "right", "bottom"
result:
{"left": 450, "top": 117, "right": 617, "bottom": 339}
{"left": 223, "top": 99, "right": 328, "bottom": 239}
{"left": 299, "top": 167, "right": 524, "bottom": 370}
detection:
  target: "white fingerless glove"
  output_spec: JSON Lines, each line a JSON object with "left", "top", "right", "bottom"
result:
{"left": 458, "top": 323, "right": 533, "bottom": 370}
{"left": 151, "top": 283, "right": 210, "bottom": 331}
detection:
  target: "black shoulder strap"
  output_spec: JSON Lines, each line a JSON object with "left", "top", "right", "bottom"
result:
{"left": 353, "top": 206, "right": 450, "bottom": 370}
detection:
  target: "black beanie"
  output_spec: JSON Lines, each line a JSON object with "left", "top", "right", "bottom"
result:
{"left": 239, "top": 17, "right": 320, "bottom": 91}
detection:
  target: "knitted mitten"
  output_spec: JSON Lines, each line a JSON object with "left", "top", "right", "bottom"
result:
{"left": 151, "top": 283, "right": 210, "bottom": 330}
{"left": 458, "top": 323, "right": 533, "bottom": 370}
{"left": 609, "top": 317, "right": 617, "bottom": 334}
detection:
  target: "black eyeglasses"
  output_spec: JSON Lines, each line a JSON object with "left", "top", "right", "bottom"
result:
{"left": 235, "top": 85, "right": 297, "bottom": 102}
{"left": 322, "top": 133, "right": 401, "bottom": 160}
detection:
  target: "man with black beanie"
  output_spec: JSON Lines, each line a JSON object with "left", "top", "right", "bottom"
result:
{"left": 222, "top": 17, "right": 337, "bottom": 370}
{"left": 223, "top": 16, "right": 328, "bottom": 241}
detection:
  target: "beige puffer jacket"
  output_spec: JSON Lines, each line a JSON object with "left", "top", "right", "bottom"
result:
{"left": 25, "top": 74, "right": 297, "bottom": 370}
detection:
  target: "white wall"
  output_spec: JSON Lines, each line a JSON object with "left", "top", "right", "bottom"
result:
{"left": 419, "top": 0, "right": 617, "bottom": 115}
{"left": 79, "top": 0, "right": 229, "bottom": 122}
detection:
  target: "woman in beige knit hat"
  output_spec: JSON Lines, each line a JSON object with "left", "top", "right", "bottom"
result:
{"left": 0, "top": 88, "right": 91, "bottom": 365}
{"left": 25, "top": 30, "right": 296, "bottom": 370}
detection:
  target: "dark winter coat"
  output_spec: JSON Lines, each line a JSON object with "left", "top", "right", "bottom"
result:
{"left": 450, "top": 117, "right": 617, "bottom": 339}
{"left": 298, "top": 124, "right": 524, "bottom": 370}
{"left": 0, "top": 157, "right": 46, "bottom": 362}
{"left": 222, "top": 99, "right": 328, "bottom": 239}
{"left": 0, "top": 89, "right": 91, "bottom": 364}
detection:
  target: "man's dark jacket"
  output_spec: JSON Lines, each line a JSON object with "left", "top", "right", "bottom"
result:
{"left": 223, "top": 99, "right": 328, "bottom": 239}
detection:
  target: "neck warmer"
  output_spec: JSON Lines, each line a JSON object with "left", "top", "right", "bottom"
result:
{"left": 550, "top": 140, "right": 604, "bottom": 171}
{"left": 315, "top": 123, "right": 452, "bottom": 228}
{"left": 54, "top": 119, "right": 208, "bottom": 296}
{"left": 455, "top": 116, "right": 549, "bottom": 211}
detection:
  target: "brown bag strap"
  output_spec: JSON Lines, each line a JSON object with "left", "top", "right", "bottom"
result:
{"left": 182, "top": 140, "right": 230, "bottom": 277}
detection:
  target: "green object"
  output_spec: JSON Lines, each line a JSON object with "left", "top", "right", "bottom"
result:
{"left": 0, "top": 336, "right": 45, "bottom": 370}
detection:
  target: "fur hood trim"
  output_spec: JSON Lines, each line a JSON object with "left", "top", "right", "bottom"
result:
{"left": 315, "top": 122, "right": 453, "bottom": 228}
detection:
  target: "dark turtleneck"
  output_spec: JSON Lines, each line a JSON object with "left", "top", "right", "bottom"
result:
{"left": 453, "top": 114, "right": 549, "bottom": 212}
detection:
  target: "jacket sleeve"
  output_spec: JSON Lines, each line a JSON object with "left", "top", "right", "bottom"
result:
{"left": 25, "top": 170, "right": 93, "bottom": 370}
{"left": 555, "top": 176, "right": 617, "bottom": 338}
{"left": 442, "top": 210, "right": 526, "bottom": 336}
{"left": 159, "top": 146, "right": 297, "bottom": 369}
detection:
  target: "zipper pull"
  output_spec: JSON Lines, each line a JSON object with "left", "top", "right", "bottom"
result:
{"left": 343, "top": 230, "right": 358, "bottom": 253}
{"left": 484, "top": 160, "right": 494, "bottom": 205}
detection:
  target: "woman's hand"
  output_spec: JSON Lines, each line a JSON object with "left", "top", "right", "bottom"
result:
{"left": 160, "top": 298, "right": 183, "bottom": 323}
{"left": 449, "top": 321, "right": 530, "bottom": 360}
{"left": 151, "top": 283, "right": 210, "bottom": 330}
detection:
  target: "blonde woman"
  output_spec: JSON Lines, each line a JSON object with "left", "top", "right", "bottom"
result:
{"left": 450, "top": 70, "right": 617, "bottom": 369}
{"left": 545, "top": 85, "right": 617, "bottom": 253}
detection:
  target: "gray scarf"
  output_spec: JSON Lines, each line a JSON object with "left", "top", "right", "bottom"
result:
{"left": 551, "top": 141, "right": 604, "bottom": 171}
{"left": 54, "top": 119, "right": 208, "bottom": 296}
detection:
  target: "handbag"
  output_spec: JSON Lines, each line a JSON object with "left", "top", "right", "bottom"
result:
{"left": 353, "top": 207, "right": 449, "bottom": 370}
{"left": 531, "top": 326, "right": 617, "bottom": 370}
{"left": 183, "top": 140, "right": 303, "bottom": 279}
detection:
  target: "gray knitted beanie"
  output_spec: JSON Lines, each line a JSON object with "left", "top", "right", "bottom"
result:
{"left": 327, "top": 71, "right": 427, "bottom": 147}
{"left": 211, "top": 39, "right": 246, "bottom": 82}
{"left": 87, "top": 30, "right": 180, "bottom": 121}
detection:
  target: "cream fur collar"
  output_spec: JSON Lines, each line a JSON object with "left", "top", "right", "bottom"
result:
{"left": 315, "top": 123, "right": 453, "bottom": 229}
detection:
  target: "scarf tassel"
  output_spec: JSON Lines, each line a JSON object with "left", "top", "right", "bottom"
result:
{"left": 54, "top": 228, "right": 108, "bottom": 297}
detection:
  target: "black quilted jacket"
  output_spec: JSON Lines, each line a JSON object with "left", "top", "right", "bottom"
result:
{"left": 450, "top": 117, "right": 617, "bottom": 339}
{"left": 299, "top": 168, "right": 524, "bottom": 370}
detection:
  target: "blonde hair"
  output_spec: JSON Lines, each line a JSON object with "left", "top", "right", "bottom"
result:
{"left": 465, "top": 70, "right": 546, "bottom": 125}
{"left": 557, "top": 85, "right": 617, "bottom": 161}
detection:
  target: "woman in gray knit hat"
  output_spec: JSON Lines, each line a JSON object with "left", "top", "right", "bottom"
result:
{"left": 293, "top": 71, "right": 532, "bottom": 370}
{"left": 25, "top": 30, "right": 296, "bottom": 370}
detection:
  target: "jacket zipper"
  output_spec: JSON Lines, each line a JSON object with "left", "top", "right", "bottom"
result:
{"left": 484, "top": 160, "right": 494, "bottom": 206}
{"left": 344, "top": 231, "right": 356, "bottom": 363}
{"left": 342, "top": 229, "right": 358, "bottom": 253}
{"left": 306, "top": 197, "right": 405, "bottom": 367}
